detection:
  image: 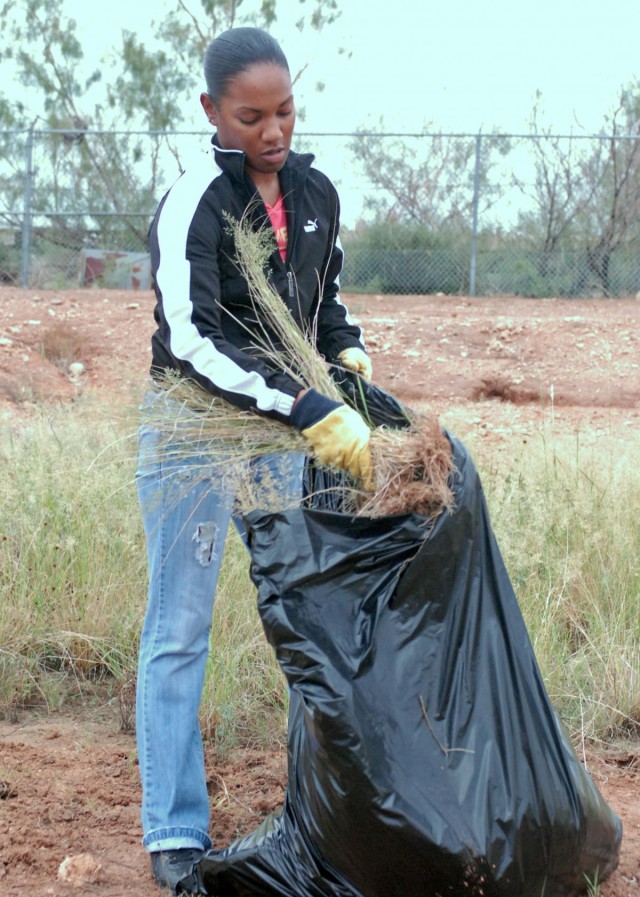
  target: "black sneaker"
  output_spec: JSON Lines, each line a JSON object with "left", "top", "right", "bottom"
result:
{"left": 150, "top": 848, "right": 203, "bottom": 894}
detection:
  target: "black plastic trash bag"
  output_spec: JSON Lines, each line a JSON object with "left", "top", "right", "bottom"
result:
{"left": 181, "top": 435, "right": 621, "bottom": 897}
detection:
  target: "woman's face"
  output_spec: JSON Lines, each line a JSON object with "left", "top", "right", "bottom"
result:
{"left": 202, "top": 62, "right": 295, "bottom": 183}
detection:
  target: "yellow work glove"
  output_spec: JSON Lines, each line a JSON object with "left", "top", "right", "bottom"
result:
{"left": 290, "top": 389, "right": 374, "bottom": 491}
{"left": 338, "top": 347, "right": 373, "bottom": 383}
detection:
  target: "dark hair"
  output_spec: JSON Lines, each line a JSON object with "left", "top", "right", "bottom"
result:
{"left": 203, "top": 27, "right": 289, "bottom": 103}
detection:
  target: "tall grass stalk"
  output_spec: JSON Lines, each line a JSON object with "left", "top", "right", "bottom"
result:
{"left": 465, "top": 427, "right": 640, "bottom": 748}
{"left": 2, "top": 403, "right": 638, "bottom": 755}
{"left": 0, "top": 403, "right": 145, "bottom": 719}
{"left": 0, "top": 399, "right": 286, "bottom": 754}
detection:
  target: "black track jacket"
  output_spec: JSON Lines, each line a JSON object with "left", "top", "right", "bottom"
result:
{"left": 148, "top": 138, "right": 365, "bottom": 423}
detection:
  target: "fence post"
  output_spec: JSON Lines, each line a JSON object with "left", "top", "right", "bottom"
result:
{"left": 20, "top": 124, "right": 35, "bottom": 288}
{"left": 469, "top": 133, "right": 482, "bottom": 297}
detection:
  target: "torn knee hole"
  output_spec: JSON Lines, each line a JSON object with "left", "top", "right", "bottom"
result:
{"left": 192, "top": 522, "right": 218, "bottom": 566}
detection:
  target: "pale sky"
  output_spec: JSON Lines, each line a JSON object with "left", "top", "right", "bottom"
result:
{"left": 10, "top": 0, "right": 640, "bottom": 225}
{"left": 61, "top": 0, "right": 640, "bottom": 134}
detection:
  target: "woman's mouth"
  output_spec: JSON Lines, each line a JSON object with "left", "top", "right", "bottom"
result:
{"left": 262, "top": 147, "right": 286, "bottom": 163}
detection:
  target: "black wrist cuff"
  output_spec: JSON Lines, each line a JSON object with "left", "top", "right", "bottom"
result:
{"left": 290, "top": 388, "right": 342, "bottom": 430}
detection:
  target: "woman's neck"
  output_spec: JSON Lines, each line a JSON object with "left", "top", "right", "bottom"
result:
{"left": 251, "top": 172, "right": 281, "bottom": 207}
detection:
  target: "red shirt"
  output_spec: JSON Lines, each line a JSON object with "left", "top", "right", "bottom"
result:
{"left": 265, "top": 195, "right": 288, "bottom": 261}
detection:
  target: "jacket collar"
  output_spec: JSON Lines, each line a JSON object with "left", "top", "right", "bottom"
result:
{"left": 210, "top": 135, "right": 314, "bottom": 183}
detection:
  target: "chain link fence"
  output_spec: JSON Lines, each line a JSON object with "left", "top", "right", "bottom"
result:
{"left": 1, "top": 128, "right": 639, "bottom": 296}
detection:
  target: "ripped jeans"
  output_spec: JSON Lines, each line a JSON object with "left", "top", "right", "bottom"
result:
{"left": 135, "top": 392, "right": 305, "bottom": 852}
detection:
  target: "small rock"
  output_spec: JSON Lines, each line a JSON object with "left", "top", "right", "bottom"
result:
{"left": 0, "top": 338, "right": 13, "bottom": 347}
{"left": 50, "top": 297, "right": 64, "bottom": 305}
{"left": 68, "top": 362, "right": 86, "bottom": 377}
{"left": 57, "top": 854, "right": 103, "bottom": 885}
{"left": 0, "top": 780, "right": 14, "bottom": 799}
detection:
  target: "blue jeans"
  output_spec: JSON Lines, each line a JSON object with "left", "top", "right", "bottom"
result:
{"left": 135, "top": 393, "right": 304, "bottom": 852}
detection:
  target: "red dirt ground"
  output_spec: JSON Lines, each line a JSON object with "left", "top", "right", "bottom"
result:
{"left": 0, "top": 287, "right": 639, "bottom": 896}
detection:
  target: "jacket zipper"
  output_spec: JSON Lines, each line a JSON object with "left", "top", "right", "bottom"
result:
{"left": 287, "top": 270, "right": 294, "bottom": 298}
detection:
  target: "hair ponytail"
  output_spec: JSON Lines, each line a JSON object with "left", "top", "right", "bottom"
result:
{"left": 204, "top": 27, "right": 289, "bottom": 103}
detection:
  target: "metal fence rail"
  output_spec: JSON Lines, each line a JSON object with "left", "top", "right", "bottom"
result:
{"left": 1, "top": 128, "right": 639, "bottom": 296}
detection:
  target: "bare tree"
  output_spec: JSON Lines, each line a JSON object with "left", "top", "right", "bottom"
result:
{"left": 514, "top": 85, "right": 640, "bottom": 295}
{"left": 579, "top": 84, "right": 640, "bottom": 295}
{"left": 0, "top": 0, "right": 341, "bottom": 266}
{"left": 513, "top": 94, "right": 601, "bottom": 279}
{"left": 349, "top": 125, "right": 510, "bottom": 230}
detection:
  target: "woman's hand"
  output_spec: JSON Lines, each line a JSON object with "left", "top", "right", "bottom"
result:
{"left": 290, "top": 389, "right": 374, "bottom": 491}
{"left": 338, "top": 347, "right": 373, "bottom": 383}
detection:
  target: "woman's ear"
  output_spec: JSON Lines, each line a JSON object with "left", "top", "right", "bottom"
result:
{"left": 200, "top": 92, "right": 217, "bottom": 125}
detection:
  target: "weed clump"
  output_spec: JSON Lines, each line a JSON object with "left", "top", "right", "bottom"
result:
{"left": 40, "top": 322, "right": 92, "bottom": 372}
{"left": 147, "top": 214, "right": 454, "bottom": 521}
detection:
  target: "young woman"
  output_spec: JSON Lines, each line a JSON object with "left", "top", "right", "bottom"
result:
{"left": 136, "top": 26, "right": 374, "bottom": 893}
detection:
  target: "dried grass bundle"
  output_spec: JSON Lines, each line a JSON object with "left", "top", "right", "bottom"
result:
{"left": 150, "top": 370, "right": 309, "bottom": 459}
{"left": 145, "top": 214, "right": 455, "bottom": 520}
{"left": 227, "top": 211, "right": 342, "bottom": 401}
{"left": 363, "top": 411, "right": 455, "bottom": 521}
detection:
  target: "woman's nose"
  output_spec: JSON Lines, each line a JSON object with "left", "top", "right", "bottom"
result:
{"left": 262, "top": 117, "right": 283, "bottom": 142}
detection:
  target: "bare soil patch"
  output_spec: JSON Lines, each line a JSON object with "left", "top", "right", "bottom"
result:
{"left": 1, "top": 288, "right": 638, "bottom": 435}
{"left": 1, "top": 287, "right": 638, "bottom": 895}
{"left": 1, "top": 707, "right": 639, "bottom": 897}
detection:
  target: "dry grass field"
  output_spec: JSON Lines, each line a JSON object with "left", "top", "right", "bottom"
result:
{"left": 1, "top": 287, "right": 638, "bottom": 896}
